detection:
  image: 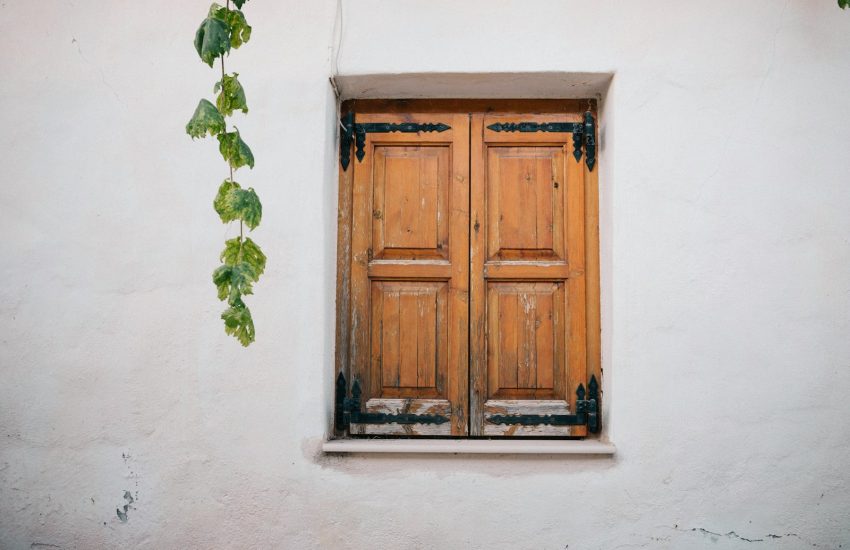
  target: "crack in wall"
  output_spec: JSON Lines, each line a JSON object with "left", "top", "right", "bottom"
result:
{"left": 669, "top": 525, "right": 827, "bottom": 547}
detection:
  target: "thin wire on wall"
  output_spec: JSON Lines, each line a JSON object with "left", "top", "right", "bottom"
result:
{"left": 330, "top": 0, "right": 345, "bottom": 134}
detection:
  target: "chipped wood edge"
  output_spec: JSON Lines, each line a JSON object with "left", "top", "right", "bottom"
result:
{"left": 482, "top": 399, "right": 573, "bottom": 437}
{"left": 352, "top": 398, "right": 453, "bottom": 436}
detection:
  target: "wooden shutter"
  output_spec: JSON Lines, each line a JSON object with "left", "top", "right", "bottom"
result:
{"left": 469, "top": 113, "right": 590, "bottom": 437}
{"left": 348, "top": 113, "right": 470, "bottom": 436}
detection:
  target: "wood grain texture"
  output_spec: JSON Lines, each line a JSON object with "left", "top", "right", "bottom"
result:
{"left": 469, "top": 114, "right": 487, "bottom": 435}
{"left": 372, "top": 145, "right": 449, "bottom": 260}
{"left": 584, "top": 151, "right": 602, "bottom": 421}
{"left": 486, "top": 282, "right": 564, "bottom": 398}
{"left": 470, "top": 112, "right": 587, "bottom": 437}
{"left": 350, "top": 121, "right": 374, "bottom": 398}
{"left": 483, "top": 262, "right": 570, "bottom": 280}
{"left": 369, "top": 281, "right": 448, "bottom": 397}
{"left": 334, "top": 145, "right": 354, "bottom": 435}
{"left": 565, "top": 139, "right": 588, "bottom": 437}
{"left": 368, "top": 262, "right": 452, "bottom": 280}
{"left": 446, "top": 113, "right": 470, "bottom": 435}
{"left": 347, "top": 113, "right": 469, "bottom": 436}
{"left": 486, "top": 146, "right": 564, "bottom": 261}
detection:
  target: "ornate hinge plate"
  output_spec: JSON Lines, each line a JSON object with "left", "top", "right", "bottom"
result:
{"left": 486, "top": 110, "right": 597, "bottom": 171}
{"left": 487, "top": 375, "right": 600, "bottom": 433}
{"left": 339, "top": 113, "right": 451, "bottom": 170}
{"left": 334, "top": 372, "right": 450, "bottom": 432}
{"left": 486, "top": 122, "right": 581, "bottom": 133}
{"left": 340, "top": 112, "right": 355, "bottom": 171}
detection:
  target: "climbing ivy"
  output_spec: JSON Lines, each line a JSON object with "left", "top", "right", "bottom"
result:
{"left": 186, "top": 0, "right": 263, "bottom": 346}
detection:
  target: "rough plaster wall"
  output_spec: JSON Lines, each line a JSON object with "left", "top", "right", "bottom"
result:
{"left": 0, "top": 1, "right": 849, "bottom": 549}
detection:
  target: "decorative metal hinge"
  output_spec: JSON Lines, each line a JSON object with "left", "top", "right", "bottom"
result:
{"left": 334, "top": 372, "right": 450, "bottom": 432}
{"left": 339, "top": 112, "right": 355, "bottom": 171}
{"left": 583, "top": 110, "right": 597, "bottom": 171}
{"left": 488, "top": 375, "right": 601, "bottom": 433}
{"left": 486, "top": 109, "right": 597, "bottom": 171}
{"left": 339, "top": 113, "right": 451, "bottom": 170}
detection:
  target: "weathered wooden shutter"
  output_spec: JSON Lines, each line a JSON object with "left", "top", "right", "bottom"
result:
{"left": 338, "top": 102, "right": 600, "bottom": 438}
{"left": 469, "top": 113, "right": 591, "bottom": 437}
{"left": 348, "top": 113, "right": 470, "bottom": 436}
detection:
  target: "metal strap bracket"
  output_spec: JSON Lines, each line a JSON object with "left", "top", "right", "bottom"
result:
{"left": 335, "top": 372, "right": 450, "bottom": 432}
{"left": 487, "top": 375, "right": 601, "bottom": 433}
{"left": 486, "top": 110, "right": 597, "bottom": 171}
{"left": 339, "top": 113, "right": 451, "bottom": 170}
{"left": 341, "top": 110, "right": 595, "bottom": 171}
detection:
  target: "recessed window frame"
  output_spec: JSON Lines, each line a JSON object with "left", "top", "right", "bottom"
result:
{"left": 332, "top": 99, "right": 603, "bottom": 445}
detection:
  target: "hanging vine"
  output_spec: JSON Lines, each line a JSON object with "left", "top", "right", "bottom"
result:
{"left": 186, "top": 0, "right": 264, "bottom": 346}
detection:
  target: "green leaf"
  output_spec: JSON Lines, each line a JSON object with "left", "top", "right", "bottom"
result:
{"left": 194, "top": 15, "right": 230, "bottom": 67}
{"left": 217, "top": 129, "right": 254, "bottom": 170}
{"left": 213, "top": 180, "right": 262, "bottom": 229}
{"left": 208, "top": 3, "right": 251, "bottom": 49}
{"left": 213, "top": 179, "right": 241, "bottom": 222}
{"left": 208, "top": 2, "right": 227, "bottom": 18}
{"left": 225, "top": 9, "right": 252, "bottom": 48}
{"left": 239, "top": 238, "right": 266, "bottom": 276}
{"left": 228, "top": 187, "right": 262, "bottom": 229}
{"left": 214, "top": 73, "right": 248, "bottom": 116}
{"left": 185, "top": 99, "right": 225, "bottom": 138}
{"left": 840, "top": 0, "right": 850, "bottom": 9}
{"left": 213, "top": 261, "right": 258, "bottom": 304}
{"left": 221, "top": 237, "right": 266, "bottom": 277}
{"left": 220, "top": 237, "right": 243, "bottom": 266}
{"left": 221, "top": 303, "right": 255, "bottom": 346}
{"left": 199, "top": 0, "right": 259, "bottom": 348}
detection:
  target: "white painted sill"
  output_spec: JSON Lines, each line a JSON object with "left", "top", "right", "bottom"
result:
{"left": 322, "top": 438, "right": 616, "bottom": 455}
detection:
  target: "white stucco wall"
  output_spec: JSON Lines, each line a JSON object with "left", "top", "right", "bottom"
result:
{"left": 1, "top": 1, "right": 849, "bottom": 548}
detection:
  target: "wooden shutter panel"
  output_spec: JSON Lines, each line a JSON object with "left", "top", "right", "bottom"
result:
{"left": 470, "top": 113, "right": 590, "bottom": 437}
{"left": 348, "top": 113, "right": 470, "bottom": 436}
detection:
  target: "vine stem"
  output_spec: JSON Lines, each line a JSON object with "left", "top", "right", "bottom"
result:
{"left": 220, "top": 0, "right": 244, "bottom": 259}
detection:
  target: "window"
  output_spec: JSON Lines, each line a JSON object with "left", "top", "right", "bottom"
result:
{"left": 335, "top": 100, "right": 601, "bottom": 439}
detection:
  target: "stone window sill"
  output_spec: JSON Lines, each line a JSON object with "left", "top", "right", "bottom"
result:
{"left": 322, "top": 438, "right": 616, "bottom": 455}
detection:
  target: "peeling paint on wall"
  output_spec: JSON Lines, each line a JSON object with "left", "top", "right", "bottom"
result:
{"left": 115, "top": 491, "right": 134, "bottom": 523}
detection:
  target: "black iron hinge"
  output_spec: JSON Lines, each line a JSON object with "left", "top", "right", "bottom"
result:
{"left": 488, "top": 375, "right": 601, "bottom": 433}
{"left": 334, "top": 372, "right": 450, "bottom": 432}
{"left": 335, "top": 372, "right": 600, "bottom": 434}
{"left": 339, "top": 113, "right": 451, "bottom": 170}
{"left": 487, "top": 110, "right": 597, "bottom": 171}
{"left": 339, "top": 112, "right": 355, "bottom": 171}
